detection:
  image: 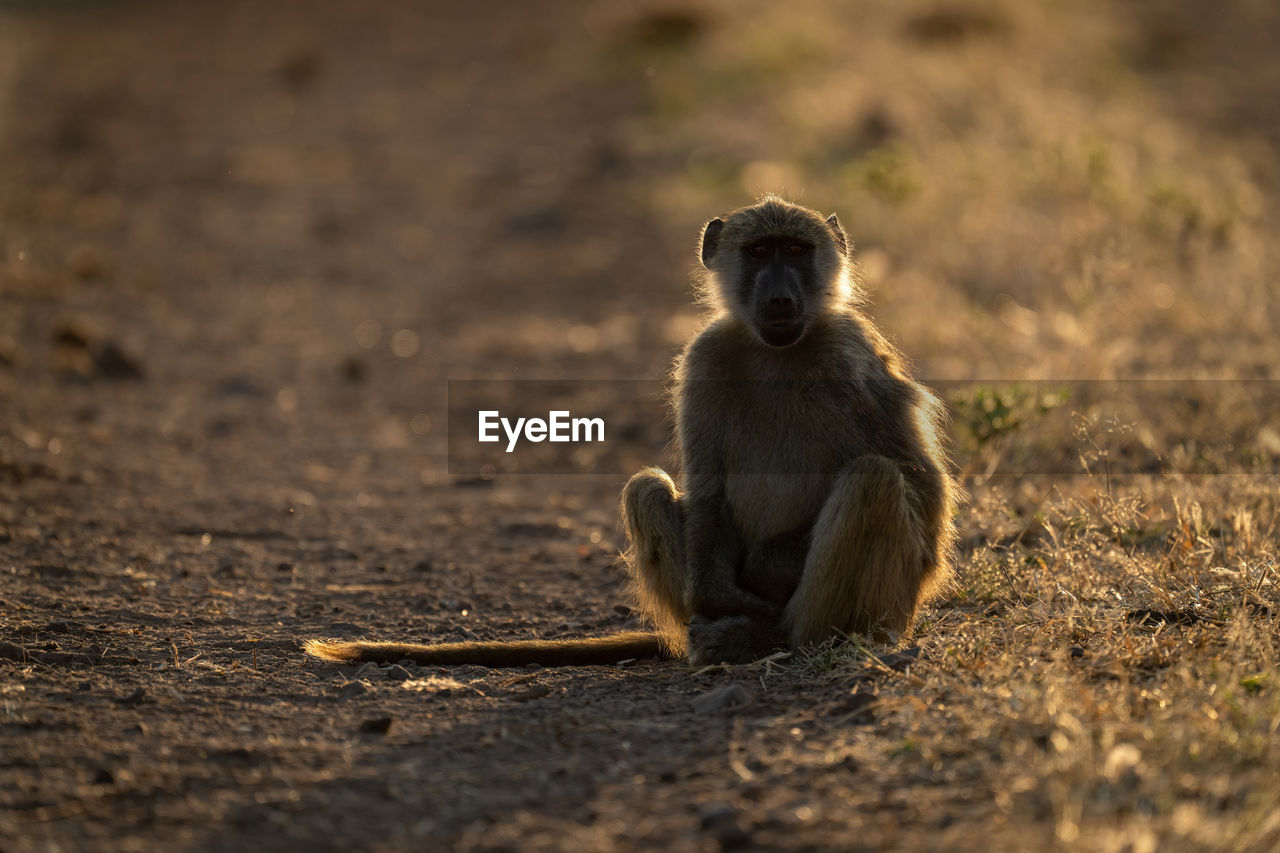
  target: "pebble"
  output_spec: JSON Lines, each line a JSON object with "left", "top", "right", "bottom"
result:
{"left": 385, "top": 665, "right": 414, "bottom": 682}
{"left": 69, "top": 244, "right": 110, "bottom": 279}
{"left": 878, "top": 646, "right": 921, "bottom": 671}
{"left": 692, "top": 683, "right": 752, "bottom": 714}
{"left": 92, "top": 341, "right": 144, "bottom": 380}
{"left": 0, "top": 334, "right": 20, "bottom": 368}
{"left": 698, "top": 803, "right": 751, "bottom": 850}
{"left": 336, "top": 681, "right": 367, "bottom": 699}
{"left": 359, "top": 716, "right": 392, "bottom": 734}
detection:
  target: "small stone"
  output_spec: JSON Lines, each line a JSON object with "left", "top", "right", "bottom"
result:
{"left": 0, "top": 334, "right": 20, "bottom": 368}
{"left": 385, "top": 664, "right": 413, "bottom": 682}
{"left": 1069, "top": 645, "right": 1085, "bottom": 659}
{"left": 215, "top": 375, "right": 266, "bottom": 397}
{"left": 277, "top": 48, "right": 325, "bottom": 91}
{"left": 336, "top": 681, "right": 367, "bottom": 699}
{"left": 0, "top": 642, "right": 31, "bottom": 662}
{"left": 353, "top": 662, "right": 381, "bottom": 679}
{"left": 699, "top": 804, "right": 737, "bottom": 826}
{"left": 699, "top": 804, "right": 751, "bottom": 849}
{"left": 116, "top": 687, "right": 147, "bottom": 706}
{"left": 359, "top": 716, "right": 392, "bottom": 734}
{"left": 692, "top": 683, "right": 752, "bottom": 714}
{"left": 340, "top": 356, "right": 367, "bottom": 382}
{"left": 879, "top": 646, "right": 922, "bottom": 672}
{"left": 92, "top": 769, "right": 115, "bottom": 785}
{"left": 69, "top": 244, "right": 110, "bottom": 279}
{"left": 53, "top": 322, "right": 91, "bottom": 349}
{"left": 92, "top": 341, "right": 144, "bottom": 381}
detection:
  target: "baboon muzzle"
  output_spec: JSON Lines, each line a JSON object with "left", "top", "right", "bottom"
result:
{"left": 756, "top": 273, "right": 805, "bottom": 347}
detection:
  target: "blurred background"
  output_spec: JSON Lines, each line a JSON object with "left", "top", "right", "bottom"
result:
{"left": 3, "top": 1, "right": 1279, "bottom": 491}
{"left": 2, "top": 1, "right": 1279, "bottom": 486}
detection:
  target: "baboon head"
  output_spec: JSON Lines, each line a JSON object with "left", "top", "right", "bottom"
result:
{"left": 699, "top": 196, "right": 850, "bottom": 348}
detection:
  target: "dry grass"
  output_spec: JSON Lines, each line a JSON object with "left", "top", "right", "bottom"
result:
{"left": 674, "top": 473, "right": 1280, "bottom": 848}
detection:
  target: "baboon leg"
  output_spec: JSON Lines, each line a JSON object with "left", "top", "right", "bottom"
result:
{"left": 621, "top": 467, "right": 690, "bottom": 655}
{"left": 783, "top": 455, "right": 930, "bottom": 647}
{"left": 739, "top": 527, "right": 808, "bottom": 607}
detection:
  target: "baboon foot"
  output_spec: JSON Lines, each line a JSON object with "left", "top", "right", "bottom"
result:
{"left": 686, "top": 614, "right": 782, "bottom": 666}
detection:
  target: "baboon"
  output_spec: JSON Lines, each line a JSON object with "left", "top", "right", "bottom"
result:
{"left": 305, "top": 196, "right": 956, "bottom": 668}
{"left": 623, "top": 196, "right": 956, "bottom": 665}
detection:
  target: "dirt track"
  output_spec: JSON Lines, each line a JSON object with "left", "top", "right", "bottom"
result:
{"left": 0, "top": 4, "right": 895, "bottom": 849}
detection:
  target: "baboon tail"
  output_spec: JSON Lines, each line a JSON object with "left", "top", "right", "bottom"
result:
{"left": 303, "top": 631, "right": 668, "bottom": 667}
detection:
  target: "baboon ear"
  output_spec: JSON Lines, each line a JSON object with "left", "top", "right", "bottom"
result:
{"left": 701, "top": 219, "right": 725, "bottom": 267}
{"left": 825, "top": 213, "right": 848, "bottom": 256}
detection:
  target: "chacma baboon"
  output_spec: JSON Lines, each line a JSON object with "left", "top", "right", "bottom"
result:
{"left": 622, "top": 196, "right": 956, "bottom": 665}
{"left": 305, "top": 196, "right": 955, "bottom": 668}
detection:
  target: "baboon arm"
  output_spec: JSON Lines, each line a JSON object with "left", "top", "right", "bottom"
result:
{"left": 678, "top": 377, "right": 746, "bottom": 617}
{"left": 304, "top": 631, "right": 667, "bottom": 667}
{"left": 683, "top": 485, "right": 780, "bottom": 620}
{"left": 682, "top": 486, "right": 742, "bottom": 611}
{"left": 677, "top": 372, "right": 779, "bottom": 621}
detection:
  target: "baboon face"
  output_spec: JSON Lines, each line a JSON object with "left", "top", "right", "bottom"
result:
{"left": 700, "top": 198, "right": 848, "bottom": 349}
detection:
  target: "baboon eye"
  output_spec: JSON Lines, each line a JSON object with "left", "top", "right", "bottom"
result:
{"left": 786, "top": 243, "right": 806, "bottom": 256}
{"left": 750, "top": 244, "right": 769, "bottom": 257}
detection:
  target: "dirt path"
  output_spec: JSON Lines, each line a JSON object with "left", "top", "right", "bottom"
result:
{"left": 0, "top": 4, "right": 862, "bottom": 849}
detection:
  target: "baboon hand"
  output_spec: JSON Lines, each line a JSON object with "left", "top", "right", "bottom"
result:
{"left": 690, "top": 583, "right": 781, "bottom": 621}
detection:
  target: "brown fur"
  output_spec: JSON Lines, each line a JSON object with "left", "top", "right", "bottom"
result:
{"left": 621, "top": 196, "right": 958, "bottom": 665}
{"left": 304, "top": 633, "right": 667, "bottom": 667}
{"left": 304, "top": 196, "right": 955, "bottom": 669}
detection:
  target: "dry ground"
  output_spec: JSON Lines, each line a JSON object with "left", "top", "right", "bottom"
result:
{"left": 2, "top": 1, "right": 1279, "bottom": 850}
